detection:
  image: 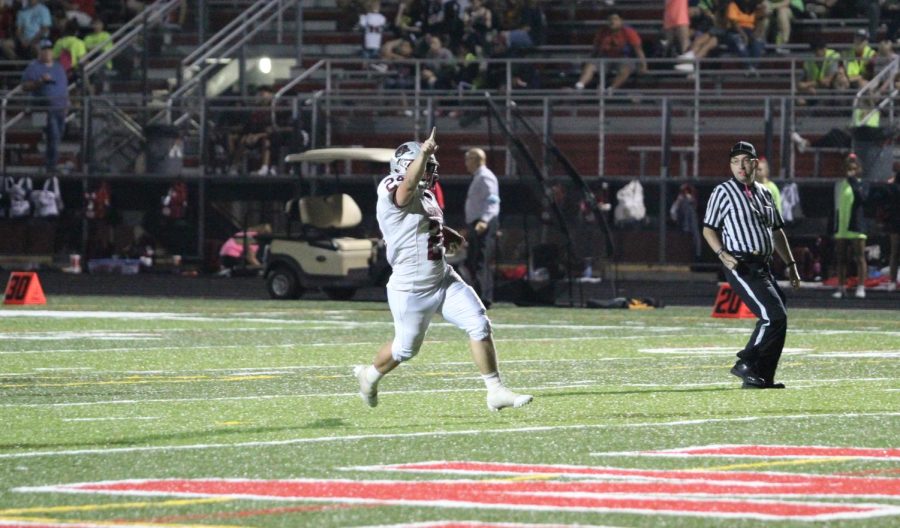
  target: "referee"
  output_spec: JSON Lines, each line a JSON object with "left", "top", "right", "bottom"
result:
{"left": 702, "top": 141, "right": 801, "bottom": 389}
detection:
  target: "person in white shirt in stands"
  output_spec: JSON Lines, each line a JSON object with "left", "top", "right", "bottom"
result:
{"left": 353, "top": 128, "right": 533, "bottom": 412}
{"left": 357, "top": 0, "right": 386, "bottom": 59}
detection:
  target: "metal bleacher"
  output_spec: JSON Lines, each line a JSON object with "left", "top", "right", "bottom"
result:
{"left": 0, "top": 0, "right": 897, "bottom": 266}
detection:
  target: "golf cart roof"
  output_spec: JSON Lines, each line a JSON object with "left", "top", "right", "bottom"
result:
{"left": 285, "top": 148, "right": 394, "bottom": 164}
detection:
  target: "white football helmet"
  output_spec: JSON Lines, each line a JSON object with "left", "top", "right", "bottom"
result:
{"left": 390, "top": 141, "right": 439, "bottom": 189}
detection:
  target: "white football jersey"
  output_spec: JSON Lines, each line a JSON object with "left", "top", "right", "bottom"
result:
{"left": 376, "top": 174, "right": 448, "bottom": 291}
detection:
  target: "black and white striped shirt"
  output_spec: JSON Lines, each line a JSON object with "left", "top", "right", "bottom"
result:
{"left": 703, "top": 178, "right": 784, "bottom": 256}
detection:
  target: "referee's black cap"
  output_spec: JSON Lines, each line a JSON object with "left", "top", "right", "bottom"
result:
{"left": 729, "top": 141, "right": 758, "bottom": 159}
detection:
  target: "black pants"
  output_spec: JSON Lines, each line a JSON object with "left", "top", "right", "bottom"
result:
{"left": 724, "top": 260, "right": 788, "bottom": 382}
{"left": 465, "top": 217, "right": 498, "bottom": 306}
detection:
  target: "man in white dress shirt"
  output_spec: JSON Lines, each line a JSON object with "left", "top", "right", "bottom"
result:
{"left": 464, "top": 147, "right": 500, "bottom": 308}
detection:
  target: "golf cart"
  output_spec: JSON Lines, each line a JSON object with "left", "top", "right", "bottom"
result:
{"left": 262, "top": 148, "right": 393, "bottom": 300}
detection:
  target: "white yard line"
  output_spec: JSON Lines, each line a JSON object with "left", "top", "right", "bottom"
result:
{"left": 0, "top": 377, "right": 891, "bottom": 410}
{"left": 0, "top": 344, "right": 280, "bottom": 355}
{"left": 0, "top": 384, "right": 597, "bottom": 409}
{"left": 0, "top": 358, "right": 652, "bottom": 378}
{"left": 638, "top": 347, "right": 813, "bottom": 355}
{"left": 0, "top": 412, "right": 896, "bottom": 460}
{"left": 62, "top": 417, "right": 159, "bottom": 422}
{"left": 811, "top": 352, "right": 900, "bottom": 358}
{"left": 2, "top": 310, "right": 897, "bottom": 333}
{"left": 793, "top": 329, "right": 900, "bottom": 337}
{"left": 0, "top": 335, "right": 703, "bottom": 356}
{"left": 33, "top": 367, "right": 94, "bottom": 371}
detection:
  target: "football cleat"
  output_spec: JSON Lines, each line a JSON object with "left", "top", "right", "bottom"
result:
{"left": 486, "top": 387, "right": 533, "bottom": 411}
{"left": 353, "top": 365, "right": 378, "bottom": 408}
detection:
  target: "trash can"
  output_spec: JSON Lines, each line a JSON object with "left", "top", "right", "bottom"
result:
{"left": 145, "top": 125, "right": 183, "bottom": 176}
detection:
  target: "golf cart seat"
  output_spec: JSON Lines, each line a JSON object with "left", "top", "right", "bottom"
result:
{"left": 284, "top": 194, "right": 373, "bottom": 252}
{"left": 292, "top": 193, "right": 361, "bottom": 230}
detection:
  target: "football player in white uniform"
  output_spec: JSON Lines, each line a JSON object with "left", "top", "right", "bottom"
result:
{"left": 354, "top": 128, "right": 533, "bottom": 412}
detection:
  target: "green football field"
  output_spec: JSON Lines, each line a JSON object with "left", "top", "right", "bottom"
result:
{"left": 0, "top": 296, "right": 898, "bottom": 528}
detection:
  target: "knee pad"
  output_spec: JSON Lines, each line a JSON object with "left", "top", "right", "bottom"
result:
{"left": 465, "top": 313, "right": 492, "bottom": 341}
{"left": 391, "top": 341, "right": 420, "bottom": 362}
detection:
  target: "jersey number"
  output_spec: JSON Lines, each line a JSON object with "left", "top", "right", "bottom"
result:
{"left": 385, "top": 175, "right": 404, "bottom": 193}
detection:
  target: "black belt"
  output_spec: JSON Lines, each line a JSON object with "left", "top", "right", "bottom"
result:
{"left": 730, "top": 251, "right": 772, "bottom": 264}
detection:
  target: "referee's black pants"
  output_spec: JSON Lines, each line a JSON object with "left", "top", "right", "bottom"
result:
{"left": 466, "top": 217, "right": 498, "bottom": 307}
{"left": 724, "top": 260, "right": 788, "bottom": 383}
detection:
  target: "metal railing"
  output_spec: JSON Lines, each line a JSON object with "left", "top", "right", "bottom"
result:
{"left": 852, "top": 55, "right": 899, "bottom": 126}
{"left": 273, "top": 55, "right": 893, "bottom": 177}
{"left": 4, "top": 53, "right": 897, "bottom": 179}
{"left": 167, "top": 0, "right": 300, "bottom": 118}
{"left": 1, "top": 0, "right": 184, "bottom": 174}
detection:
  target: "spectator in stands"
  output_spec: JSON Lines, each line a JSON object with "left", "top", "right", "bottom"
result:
{"left": 62, "top": 0, "right": 95, "bottom": 30}
{"left": 439, "top": 0, "right": 465, "bottom": 50}
{"left": 380, "top": 36, "right": 416, "bottom": 91}
{"left": 762, "top": 1, "right": 804, "bottom": 52}
{"left": 14, "top": 0, "right": 52, "bottom": 59}
{"left": 874, "top": 37, "right": 899, "bottom": 93}
{"left": 82, "top": 16, "right": 111, "bottom": 92}
{"left": 21, "top": 38, "right": 68, "bottom": 173}
{"left": 1, "top": 1, "right": 17, "bottom": 61}
{"left": 858, "top": 0, "right": 881, "bottom": 43}
{"left": 357, "top": 0, "right": 386, "bottom": 59}
{"left": 455, "top": 34, "right": 484, "bottom": 88}
{"left": 838, "top": 28, "right": 876, "bottom": 89}
{"left": 805, "top": 0, "right": 837, "bottom": 17}
{"left": 422, "top": 0, "right": 446, "bottom": 35}
{"left": 394, "top": 0, "right": 425, "bottom": 39}
{"left": 84, "top": 16, "right": 110, "bottom": 62}
{"left": 724, "top": 0, "right": 765, "bottom": 72}
{"left": 501, "top": 0, "right": 545, "bottom": 50}
{"left": 797, "top": 37, "right": 841, "bottom": 103}
{"left": 52, "top": 19, "right": 85, "bottom": 79}
{"left": 463, "top": 0, "right": 493, "bottom": 50}
{"left": 675, "top": 0, "right": 724, "bottom": 72}
{"left": 831, "top": 153, "right": 868, "bottom": 299}
{"left": 574, "top": 11, "right": 649, "bottom": 93}
{"left": 664, "top": 0, "right": 692, "bottom": 57}
{"left": 237, "top": 85, "right": 278, "bottom": 176}
{"left": 486, "top": 25, "right": 536, "bottom": 89}
{"left": 421, "top": 33, "right": 456, "bottom": 89}
{"left": 883, "top": 0, "right": 900, "bottom": 43}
